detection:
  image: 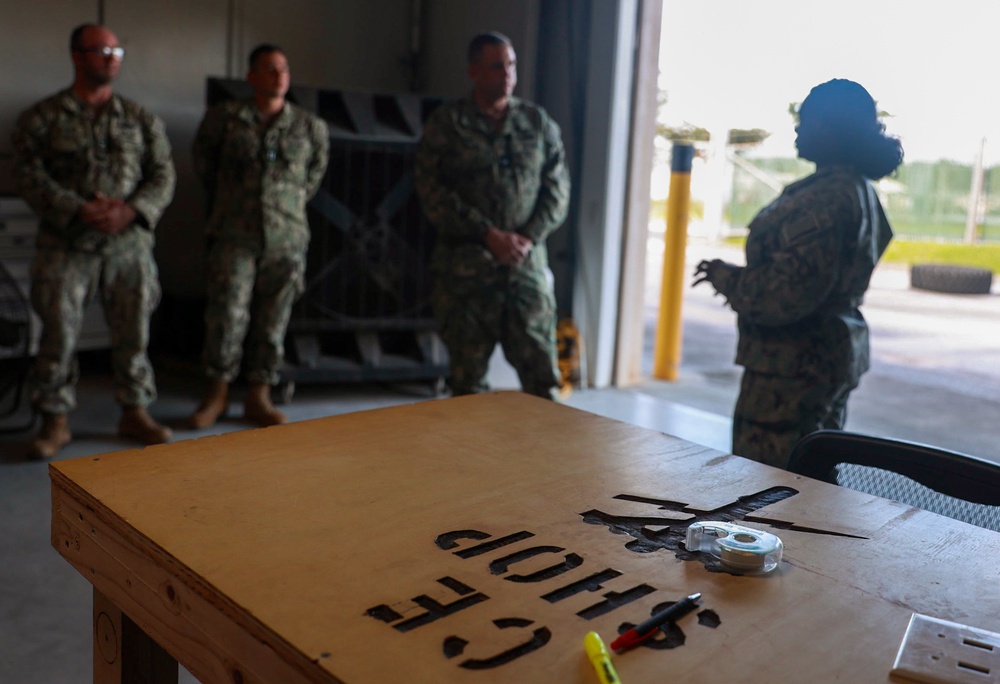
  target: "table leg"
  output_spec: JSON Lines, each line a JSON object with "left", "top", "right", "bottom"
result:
{"left": 94, "top": 587, "right": 178, "bottom": 684}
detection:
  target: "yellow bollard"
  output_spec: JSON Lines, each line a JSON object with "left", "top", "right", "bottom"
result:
{"left": 653, "top": 142, "right": 694, "bottom": 380}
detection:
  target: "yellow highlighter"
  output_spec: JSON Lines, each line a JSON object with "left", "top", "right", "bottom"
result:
{"left": 584, "top": 631, "right": 622, "bottom": 684}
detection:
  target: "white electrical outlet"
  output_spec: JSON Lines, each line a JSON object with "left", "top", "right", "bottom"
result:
{"left": 891, "top": 613, "right": 1000, "bottom": 684}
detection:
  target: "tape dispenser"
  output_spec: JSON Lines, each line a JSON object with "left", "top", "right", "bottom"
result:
{"left": 685, "top": 521, "right": 783, "bottom": 574}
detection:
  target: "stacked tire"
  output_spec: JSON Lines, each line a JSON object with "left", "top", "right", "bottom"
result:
{"left": 910, "top": 264, "right": 993, "bottom": 295}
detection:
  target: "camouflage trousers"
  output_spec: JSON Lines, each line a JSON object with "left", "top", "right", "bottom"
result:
{"left": 433, "top": 264, "right": 560, "bottom": 399}
{"left": 732, "top": 370, "right": 858, "bottom": 469}
{"left": 201, "top": 241, "right": 305, "bottom": 386}
{"left": 29, "top": 244, "right": 161, "bottom": 413}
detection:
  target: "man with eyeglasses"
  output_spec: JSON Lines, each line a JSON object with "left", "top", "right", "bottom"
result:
{"left": 11, "top": 24, "right": 176, "bottom": 459}
{"left": 187, "top": 44, "right": 328, "bottom": 429}
{"left": 415, "top": 32, "right": 570, "bottom": 399}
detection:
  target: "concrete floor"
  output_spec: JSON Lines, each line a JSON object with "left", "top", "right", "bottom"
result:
{"left": 3, "top": 244, "right": 1000, "bottom": 682}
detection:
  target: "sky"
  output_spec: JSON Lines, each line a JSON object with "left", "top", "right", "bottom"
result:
{"left": 659, "top": 0, "right": 1000, "bottom": 165}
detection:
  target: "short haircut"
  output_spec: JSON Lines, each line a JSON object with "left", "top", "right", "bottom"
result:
{"left": 70, "top": 24, "right": 101, "bottom": 52}
{"left": 467, "top": 31, "right": 511, "bottom": 64}
{"left": 248, "top": 43, "right": 284, "bottom": 71}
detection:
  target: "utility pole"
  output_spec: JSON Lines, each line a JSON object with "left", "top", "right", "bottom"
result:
{"left": 964, "top": 137, "right": 986, "bottom": 244}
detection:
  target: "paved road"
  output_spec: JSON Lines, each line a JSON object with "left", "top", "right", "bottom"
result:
{"left": 638, "top": 239, "right": 1000, "bottom": 463}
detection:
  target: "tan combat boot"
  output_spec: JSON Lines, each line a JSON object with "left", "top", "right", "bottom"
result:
{"left": 243, "top": 383, "right": 286, "bottom": 427}
{"left": 118, "top": 406, "right": 173, "bottom": 445}
{"left": 29, "top": 412, "right": 72, "bottom": 460}
{"left": 188, "top": 380, "right": 229, "bottom": 429}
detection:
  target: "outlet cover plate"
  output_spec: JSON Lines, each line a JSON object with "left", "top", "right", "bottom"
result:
{"left": 891, "top": 613, "right": 1000, "bottom": 684}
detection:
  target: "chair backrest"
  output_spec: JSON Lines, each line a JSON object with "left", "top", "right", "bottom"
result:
{"left": 787, "top": 430, "right": 1000, "bottom": 531}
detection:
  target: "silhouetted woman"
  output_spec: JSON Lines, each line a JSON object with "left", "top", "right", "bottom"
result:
{"left": 693, "top": 79, "right": 904, "bottom": 468}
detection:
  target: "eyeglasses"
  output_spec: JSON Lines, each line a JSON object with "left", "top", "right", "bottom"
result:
{"left": 76, "top": 46, "right": 126, "bottom": 60}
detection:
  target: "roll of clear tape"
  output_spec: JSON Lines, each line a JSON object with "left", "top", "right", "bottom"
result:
{"left": 685, "top": 521, "right": 782, "bottom": 574}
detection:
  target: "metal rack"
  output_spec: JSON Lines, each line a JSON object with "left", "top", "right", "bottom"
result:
{"left": 0, "top": 198, "right": 35, "bottom": 431}
{"left": 206, "top": 80, "right": 447, "bottom": 394}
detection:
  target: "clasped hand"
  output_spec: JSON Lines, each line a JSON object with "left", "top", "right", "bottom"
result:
{"left": 78, "top": 193, "right": 137, "bottom": 235}
{"left": 486, "top": 226, "right": 533, "bottom": 266}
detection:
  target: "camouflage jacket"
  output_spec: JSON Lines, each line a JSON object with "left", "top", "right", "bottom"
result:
{"left": 712, "top": 166, "right": 893, "bottom": 382}
{"left": 12, "top": 89, "right": 175, "bottom": 252}
{"left": 193, "top": 99, "right": 329, "bottom": 253}
{"left": 415, "top": 94, "right": 570, "bottom": 274}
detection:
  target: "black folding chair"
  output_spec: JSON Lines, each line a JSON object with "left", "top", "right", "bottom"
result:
{"left": 787, "top": 429, "right": 1000, "bottom": 532}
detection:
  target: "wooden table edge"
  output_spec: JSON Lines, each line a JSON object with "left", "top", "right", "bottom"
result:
{"left": 50, "top": 463, "right": 342, "bottom": 684}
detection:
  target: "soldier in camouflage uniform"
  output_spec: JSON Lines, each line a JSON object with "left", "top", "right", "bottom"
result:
{"left": 415, "top": 32, "right": 570, "bottom": 399}
{"left": 12, "top": 24, "right": 176, "bottom": 459}
{"left": 694, "top": 79, "right": 903, "bottom": 468}
{"left": 188, "top": 44, "right": 329, "bottom": 429}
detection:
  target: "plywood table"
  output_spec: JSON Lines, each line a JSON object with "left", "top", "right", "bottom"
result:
{"left": 50, "top": 392, "right": 1000, "bottom": 683}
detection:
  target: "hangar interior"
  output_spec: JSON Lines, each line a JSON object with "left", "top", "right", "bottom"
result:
{"left": 0, "top": 0, "right": 663, "bottom": 390}
{"left": 0, "top": 5, "right": 670, "bottom": 680}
